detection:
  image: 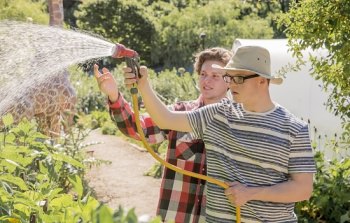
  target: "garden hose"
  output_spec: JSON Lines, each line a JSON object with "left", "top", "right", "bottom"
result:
{"left": 125, "top": 57, "right": 241, "bottom": 223}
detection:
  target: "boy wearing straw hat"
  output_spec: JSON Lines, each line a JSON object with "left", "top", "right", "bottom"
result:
{"left": 95, "top": 47, "right": 232, "bottom": 223}
{"left": 122, "top": 45, "right": 316, "bottom": 222}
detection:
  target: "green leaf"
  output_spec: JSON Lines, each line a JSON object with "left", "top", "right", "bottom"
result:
{"left": 148, "top": 216, "right": 163, "bottom": 223}
{"left": 340, "top": 211, "right": 350, "bottom": 223}
{"left": 97, "top": 205, "right": 114, "bottom": 223}
{"left": 15, "top": 119, "right": 33, "bottom": 134}
{"left": 50, "top": 194, "right": 74, "bottom": 208}
{"left": 3, "top": 159, "right": 24, "bottom": 173}
{"left": 2, "top": 114, "right": 14, "bottom": 127}
{"left": 47, "top": 188, "right": 63, "bottom": 201}
{"left": 81, "top": 196, "right": 100, "bottom": 221}
{"left": 13, "top": 203, "right": 33, "bottom": 215}
{"left": 13, "top": 192, "right": 39, "bottom": 209}
{"left": 125, "top": 208, "right": 138, "bottom": 222}
{"left": 51, "top": 153, "right": 84, "bottom": 168}
{"left": 68, "top": 175, "right": 83, "bottom": 199}
{"left": 2, "top": 133, "right": 16, "bottom": 143}
{"left": 0, "top": 175, "right": 28, "bottom": 190}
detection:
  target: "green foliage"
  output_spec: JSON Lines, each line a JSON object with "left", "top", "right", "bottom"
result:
{"left": 63, "top": 0, "right": 81, "bottom": 28}
{"left": 0, "top": 115, "right": 86, "bottom": 221}
{"left": 75, "top": 0, "right": 157, "bottom": 66}
{"left": 237, "top": 0, "right": 289, "bottom": 38}
{"left": 155, "top": 0, "right": 275, "bottom": 68}
{"left": 144, "top": 141, "right": 168, "bottom": 179}
{"left": 295, "top": 150, "right": 350, "bottom": 222}
{"left": 79, "top": 110, "right": 111, "bottom": 130}
{"left": 73, "top": 0, "right": 286, "bottom": 68}
{"left": 92, "top": 205, "right": 163, "bottom": 223}
{"left": 0, "top": 0, "right": 49, "bottom": 24}
{"left": 69, "top": 66, "right": 108, "bottom": 114}
{"left": 71, "top": 63, "right": 200, "bottom": 115}
{"left": 90, "top": 110, "right": 109, "bottom": 129}
{"left": 150, "top": 68, "right": 199, "bottom": 104}
{"left": 78, "top": 90, "right": 108, "bottom": 114}
{"left": 101, "top": 121, "right": 118, "bottom": 135}
{"left": 278, "top": 0, "right": 350, "bottom": 122}
{"left": 144, "top": 162, "right": 163, "bottom": 179}
{"left": 0, "top": 114, "right": 160, "bottom": 222}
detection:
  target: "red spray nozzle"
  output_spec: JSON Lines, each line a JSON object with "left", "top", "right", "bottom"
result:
{"left": 111, "top": 43, "right": 138, "bottom": 58}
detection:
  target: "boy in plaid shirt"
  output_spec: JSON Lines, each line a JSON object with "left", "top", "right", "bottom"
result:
{"left": 94, "top": 47, "right": 232, "bottom": 223}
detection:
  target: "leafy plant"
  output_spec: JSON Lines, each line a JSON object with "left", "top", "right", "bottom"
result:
{"left": 69, "top": 66, "right": 108, "bottom": 114}
{"left": 278, "top": 0, "right": 350, "bottom": 122}
{"left": 144, "top": 141, "right": 168, "bottom": 179}
{"left": 0, "top": 0, "right": 49, "bottom": 24}
{"left": 73, "top": 0, "right": 287, "bottom": 68}
{"left": 150, "top": 68, "right": 199, "bottom": 104}
{"left": 101, "top": 121, "right": 118, "bottom": 135}
{"left": 0, "top": 114, "right": 118, "bottom": 222}
{"left": 295, "top": 136, "right": 350, "bottom": 223}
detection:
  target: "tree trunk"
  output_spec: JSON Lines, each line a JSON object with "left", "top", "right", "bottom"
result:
{"left": 48, "top": 0, "right": 64, "bottom": 27}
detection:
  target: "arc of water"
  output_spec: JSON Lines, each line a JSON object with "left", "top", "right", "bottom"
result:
{"left": 0, "top": 21, "right": 115, "bottom": 117}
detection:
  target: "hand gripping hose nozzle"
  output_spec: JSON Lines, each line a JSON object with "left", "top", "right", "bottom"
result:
{"left": 111, "top": 43, "right": 139, "bottom": 58}
{"left": 112, "top": 43, "right": 140, "bottom": 92}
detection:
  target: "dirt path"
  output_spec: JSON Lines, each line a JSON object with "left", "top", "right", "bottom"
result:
{"left": 84, "top": 129, "right": 161, "bottom": 219}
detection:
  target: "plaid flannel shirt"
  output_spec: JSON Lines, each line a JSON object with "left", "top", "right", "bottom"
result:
{"left": 109, "top": 93, "right": 207, "bottom": 223}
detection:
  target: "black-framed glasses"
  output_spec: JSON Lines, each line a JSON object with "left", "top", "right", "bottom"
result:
{"left": 222, "top": 73, "right": 260, "bottom": 84}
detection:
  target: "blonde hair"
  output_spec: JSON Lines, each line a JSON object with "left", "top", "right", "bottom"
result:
{"left": 193, "top": 47, "right": 232, "bottom": 75}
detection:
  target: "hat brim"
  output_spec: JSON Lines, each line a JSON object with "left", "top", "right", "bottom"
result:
{"left": 212, "top": 64, "right": 283, "bottom": 85}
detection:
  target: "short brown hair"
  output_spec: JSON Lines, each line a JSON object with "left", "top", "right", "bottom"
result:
{"left": 193, "top": 47, "right": 232, "bottom": 75}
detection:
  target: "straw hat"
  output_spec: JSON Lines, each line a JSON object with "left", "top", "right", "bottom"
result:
{"left": 212, "top": 45, "right": 283, "bottom": 84}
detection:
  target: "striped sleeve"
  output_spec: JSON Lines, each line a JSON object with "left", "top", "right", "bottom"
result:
{"left": 288, "top": 124, "right": 316, "bottom": 173}
{"left": 187, "top": 103, "right": 219, "bottom": 140}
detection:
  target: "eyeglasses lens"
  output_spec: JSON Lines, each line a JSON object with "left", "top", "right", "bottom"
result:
{"left": 233, "top": 77, "right": 243, "bottom": 84}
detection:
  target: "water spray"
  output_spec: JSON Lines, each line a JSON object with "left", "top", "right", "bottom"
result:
{"left": 115, "top": 45, "right": 241, "bottom": 223}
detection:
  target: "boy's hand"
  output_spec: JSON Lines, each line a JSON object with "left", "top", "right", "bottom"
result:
{"left": 94, "top": 64, "right": 119, "bottom": 102}
{"left": 122, "top": 65, "right": 149, "bottom": 89}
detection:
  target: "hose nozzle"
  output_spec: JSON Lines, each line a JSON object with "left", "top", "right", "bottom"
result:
{"left": 111, "top": 43, "right": 138, "bottom": 58}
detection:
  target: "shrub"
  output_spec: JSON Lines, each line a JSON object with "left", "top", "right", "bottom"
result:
{"left": 101, "top": 121, "right": 118, "bottom": 135}
{"left": 295, "top": 137, "right": 350, "bottom": 223}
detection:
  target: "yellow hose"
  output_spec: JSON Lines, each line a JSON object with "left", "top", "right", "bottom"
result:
{"left": 131, "top": 90, "right": 241, "bottom": 223}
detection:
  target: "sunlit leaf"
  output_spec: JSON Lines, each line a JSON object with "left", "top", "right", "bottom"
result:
{"left": 0, "top": 175, "right": 28, "bottom": 190}
{"left": 2, "top": 114, "right": 14, "bottom": 127}
{"left": 68, "top": 175, "right": 83, "bottom": 199}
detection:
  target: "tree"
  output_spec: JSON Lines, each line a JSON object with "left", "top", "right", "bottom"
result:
{"left": 75, "top": 0, "right": 158, "bottom": 66}
{"left": 74, "top": 0, "right": 287, "bottom": 69}
{"left": 157, "top": 0, "right": 275, "bottom": 68}
{"left": 279, "top": 0, "right": 350, "bottom": 123}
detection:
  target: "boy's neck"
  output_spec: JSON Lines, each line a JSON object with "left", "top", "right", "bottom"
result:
{"left": 243, "top": 96, "right": 275, "bottom": 113}
{"left": 203, "top": 97, "right": 223, "bottom": 105}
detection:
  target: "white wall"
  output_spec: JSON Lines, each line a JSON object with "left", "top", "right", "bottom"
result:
{"left": 233, "top": 39, "right": 343, "bottom": 150}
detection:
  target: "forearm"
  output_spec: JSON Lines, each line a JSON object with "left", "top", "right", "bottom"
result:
{"left": 137, "top": 79, "right": 191, "bottom": 132}
{"left": 250, "top": 173, "right": 313, "bottom": 203}
{"left": 226, "top": 173, "right": 314, "bottom": 206}
{"left": 109, "top": 93, "right": 166, "bottom": 144}
{"left": 107, "top": 89, "right": 119, "bottom": 103}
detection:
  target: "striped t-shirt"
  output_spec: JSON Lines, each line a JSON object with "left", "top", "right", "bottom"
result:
{"left": 187, "top": 98, "right": 316, "bottom": 223}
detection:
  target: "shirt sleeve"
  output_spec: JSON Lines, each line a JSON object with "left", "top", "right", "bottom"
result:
{"left": 186, "top": 103, "right": 220, "bottom": 140}
{"left": 108, "top": 93, "right": 167, "bottom": 144}
{"left": 288, "top": 124, "right": 316, "bottom": 173}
